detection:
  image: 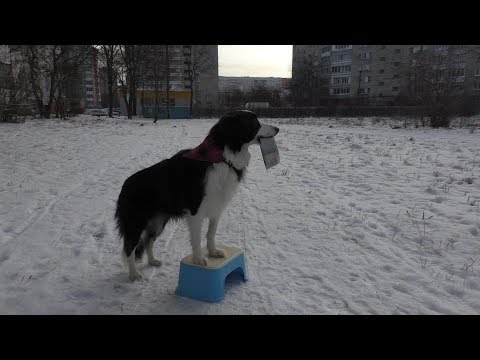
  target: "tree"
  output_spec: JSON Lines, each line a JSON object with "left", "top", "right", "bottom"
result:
{"left": 0, "top": 47, "right": 31, "bottom": 122}
{"left": 23, "top": 45, "right": 91, "bottom": 118}
{"left": 405, "top": 45, "right": 467, "bottom": 128}
{"left": 99, "top": 45, "right": 121, "bottom": 117}
{"left": 220, "top": 86, "right": 245, "bottom": 108}
{"left": 165, "top": 45, "right": 170, "bottom": 119}
{"left": 185, "top": 45, "right": 216, "bottom": 114}
{"left": 290, "top": 53, "right": 322, "bottom": 106}
{"left": 138, "top": 45, "right": 167, "bottom": 123}
{"left": 150, "top": 46, "right": 165, "bottom": 123}
{"left": 118, "top": 45, "right": 147, "bottom": 119}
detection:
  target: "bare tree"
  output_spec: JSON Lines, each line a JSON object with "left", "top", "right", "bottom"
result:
{"left": 23, "top": 45, "right": 91, "bottom": 118}
{"left": 185, "top": 45, "right": 216, "bottom": 114}
{"left": 220, "top": 87, "right": 245, "bottom": 108}
{"left": 24, "top": 45, "right": 48, "bottom": 117}
{"left": 290, "top": 53, "right": 323, "bottom": 106}
{"left": 0, "top": 47, "right": 31, "bottom": 122}
{"left": 165, "top": 45, "right": 170, "bottom": 119}
{"left": 99, "top": 45, "right": 121, "bottom": 117}
{"left": 405, "top": 45, "right": 467, "bottom": 128}
{"left": 118, "top": 45, "right": 147, "bottom": 119}
{"left": 142, "top": 45, "right": 166, "bottom": 123}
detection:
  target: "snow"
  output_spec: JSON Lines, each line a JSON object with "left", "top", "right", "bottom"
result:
{"left": 1, "top": 114, "right": 480, "bottom": 314}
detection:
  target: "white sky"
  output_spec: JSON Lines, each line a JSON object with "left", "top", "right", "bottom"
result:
{"left": 218, "top": 45, "right": 292, "bottom": 78}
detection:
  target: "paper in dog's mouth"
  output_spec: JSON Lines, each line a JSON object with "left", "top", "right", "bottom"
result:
{"left": 259, "top": 136, "right": 280, "bottom": 169}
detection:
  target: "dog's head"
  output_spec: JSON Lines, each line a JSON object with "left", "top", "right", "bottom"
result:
{"left": 208, "top": 110, "right": 279, "bottom": 153}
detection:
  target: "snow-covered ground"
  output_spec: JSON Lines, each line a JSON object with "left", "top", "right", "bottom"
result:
{"left": 1, "top": 115, "right": 479, "bottom": 314}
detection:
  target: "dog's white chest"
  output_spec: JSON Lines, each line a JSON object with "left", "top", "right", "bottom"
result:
{"left": 202, "top": 163, "right": 240, "bottom": 217}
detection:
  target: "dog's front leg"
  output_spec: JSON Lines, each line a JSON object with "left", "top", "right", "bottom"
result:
{"left": 207, "top": 217, "right": 225, "bottom": 258}
{"left": 186, "top": 215, "right": 207, "bottom": 266}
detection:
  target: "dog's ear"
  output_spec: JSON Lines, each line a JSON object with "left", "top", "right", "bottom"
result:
{"left": 208, "top": 112, "right": 259, "bottom": 152}
{"left": 208, "top": 114, "right": 240, "bottom": 152}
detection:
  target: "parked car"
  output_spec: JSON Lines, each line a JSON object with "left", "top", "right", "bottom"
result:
{"left": 84, "top": 108, "right": 120, "bottom": 116}
{"left": 244, "top": 102, "right": 270, "bottom": 109}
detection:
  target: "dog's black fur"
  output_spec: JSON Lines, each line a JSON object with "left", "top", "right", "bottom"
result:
{"left": 114, "top": 110, "right": 262, "bottom": 260}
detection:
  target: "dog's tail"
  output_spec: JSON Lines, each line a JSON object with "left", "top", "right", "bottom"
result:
{"left": 115, "top": 189, "right": 141, "bottom": 257}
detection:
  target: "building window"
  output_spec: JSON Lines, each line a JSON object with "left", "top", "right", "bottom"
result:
{"left": 333, "top": 87, "right": 351, "bottom": 95}
{"left": 332, "top": 53, "right": 351, "bottom": 61}
{"left": 379, "top": 93, "right": 383, "bottom": 97}
{"left": 378, "top": 82, "right": 384, "bottom": 86}
{"left": 379, "top": 69, "right": 384, "bottom": 74}
{"left": 334, "top": 45, "right": 351, "bottom": 50}
{"left": 393, "top": 74, "right": 400, "bottom": 79}
{"left": 364, "top": 76, "right": 370, "bottom": 83}
{"left": 380, "top": 57, "right": 386, "bottom": 61}
{"left": 359, "top": 52, "right": 370, "bottom": 59}
{"left": 394, "top": 49, "right": 401, "bottom": 53}
{"left": 392, "top": 86, "right": 399, "bottom": 91}
{"left": 474, "top": 81, "right": 480, "bottom": 90}
{"left": 475, "top": 67, "right": 480, "bottom": 76}
{"left": 332, "top": 76, "right": 351, "bottom": 85}
{"left": 361, "top": 64, "right": 370, "bottom": 71}
{"left": 394, "top": 62, "right": 400, "bottom": 67}
{"left": 331, "top": 65, "right": 351, "bottom": 73}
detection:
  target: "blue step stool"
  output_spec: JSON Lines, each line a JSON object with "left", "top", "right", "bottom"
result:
{"left": 175, "top": 245, "right": 248, "bottom": 303}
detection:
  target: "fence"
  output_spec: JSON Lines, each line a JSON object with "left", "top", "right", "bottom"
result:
{"left": 0, "top": 102, "right": 36, "bottom": 122}
{"left": 191, "top": 106, "right": 427, "bottom": 118}
{"left": 193, "top": 95, "right": 480, "bottom": 118}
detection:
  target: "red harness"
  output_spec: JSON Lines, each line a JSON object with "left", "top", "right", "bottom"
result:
{"left": 182, "top": 137, "right": 243, "bottom": 181}
{"left": 182, "top": 137, "right": 224, "bottom": 163}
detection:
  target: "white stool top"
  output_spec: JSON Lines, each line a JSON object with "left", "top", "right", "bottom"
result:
{"left": 180, "top": 245, "right": 243, "bottom": 269}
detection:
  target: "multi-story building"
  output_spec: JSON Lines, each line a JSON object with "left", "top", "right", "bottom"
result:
{"left": 292, "top": 45, "right": 480, "bottom": 104}
{"left": 219, "top": 76, "right": 289, "bottom": 92}
{"left": 327, "top": 45, "right": 353, "bottom": 96}
{"left": 350, "top": 45, "right": 410, "bottom": 99}
{"left": 82, "top": 46, "right": 102, "bottom": 108}
{"left": 120, "top": 45, "right": 218, "bottom": 118}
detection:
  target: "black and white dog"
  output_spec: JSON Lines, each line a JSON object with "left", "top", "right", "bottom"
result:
{"left": 115, "top": 110, "right": 279, "bottom": 281}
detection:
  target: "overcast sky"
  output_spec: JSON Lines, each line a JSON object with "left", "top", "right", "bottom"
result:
{"left": 218, "top": 45, "right": 292, "bottom": 78}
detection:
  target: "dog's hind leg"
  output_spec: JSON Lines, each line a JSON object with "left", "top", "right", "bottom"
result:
{"left": 145, "top": 216, "right": 167, "bottom": 267}
{"left": 123, "top": 231, "right": 144, "bottom": 282}
{"left": 126, "top": 247, "right": 143, "bottom": 282}
{"left": 146, "top": 237, "right": 162, "bottom": 266}
{"left": 207, "top": 217, "right": 225, "bottom": 258}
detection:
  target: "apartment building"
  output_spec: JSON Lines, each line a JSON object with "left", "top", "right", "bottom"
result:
{"left": 292, "top": 45, "right": 480, "bottom": 103}
{"left": 121, "top": 45, "right": 218, "bottom": 118}
{"left": 219, "top": 76, "right": 289, "bottom": 92}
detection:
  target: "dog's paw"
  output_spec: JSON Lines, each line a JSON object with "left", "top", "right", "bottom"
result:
{"left": 208, "top": 248, "right": 226, "bottom": 258}
{"left": 192, "top": 256, "right": 208, "bottom": 266}
{"left": 129, "top": 271, "right": 144, "bottom": 282}
{"left": 148, "top": 259, "right": 162, "bottom": 267}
